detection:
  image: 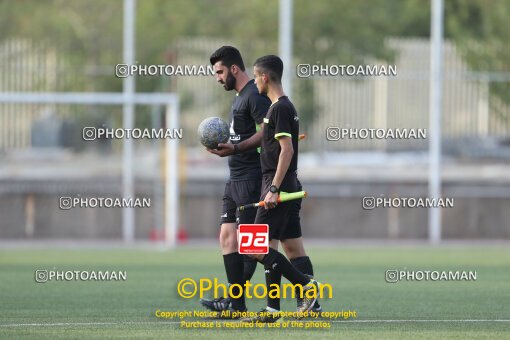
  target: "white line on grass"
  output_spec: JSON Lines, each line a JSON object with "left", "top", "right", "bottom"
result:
{"left": 335, "top": 320, "right": 510, "bottom": 323}
{"left": 1, "top": 320, "right": 510, "bottom": 327}
{"left": 0, "top": 321, "right": 180, "bottom": 327}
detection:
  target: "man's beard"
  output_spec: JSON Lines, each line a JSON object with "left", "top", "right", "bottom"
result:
{"left": 222, "top": 71, "right": 236, "bottom": 91}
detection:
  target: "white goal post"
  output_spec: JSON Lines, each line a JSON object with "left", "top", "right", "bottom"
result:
{"left": 0, "top": 92, "right": 180, "bottom": 248}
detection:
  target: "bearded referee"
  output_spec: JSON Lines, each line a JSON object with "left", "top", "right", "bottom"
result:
{"left": 241, "top": 55, "right": 321, "bottom": 323}
{"left": 202, "top": 46, "right": 270, "bottom": 315}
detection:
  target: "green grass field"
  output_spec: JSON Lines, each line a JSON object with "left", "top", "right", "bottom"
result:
{"left": 1, "top": 245, "right": 510, "bottom": 339}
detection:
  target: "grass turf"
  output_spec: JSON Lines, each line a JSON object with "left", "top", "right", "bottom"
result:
{"left": 1, "top": 245, "right": 510, "bottom": 339}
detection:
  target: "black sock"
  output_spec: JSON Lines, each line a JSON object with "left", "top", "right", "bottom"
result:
{"left": 291, "top": 256, "right": 320, "bottom": 308}
{"left": 264, "top": 263, "right": 282, "bottom": 311}
{"left": 262, "top": 248, "right": 309, "bottom": 286}
{"left": 243, "top": 255, "right": 257, "bottom": 281}
{"left": 223, "top": 252, "right": 245, "bottom": 311}
{"left": 290, "top": 256, "right": 314, "bottom": 277}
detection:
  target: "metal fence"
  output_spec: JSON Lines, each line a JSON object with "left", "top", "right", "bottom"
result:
{"left": 308, "top": 38, "right": 510, "bottom": 154}
{"left": 1, "top": 37, "right": 509, "bottom": 155}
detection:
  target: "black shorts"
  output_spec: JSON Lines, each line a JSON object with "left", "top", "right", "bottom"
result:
{"left": 255, "top": 172, "right": 300, "bottom": 241}
{"left": 220, "top": 179, "right": 261, "bottom": 225}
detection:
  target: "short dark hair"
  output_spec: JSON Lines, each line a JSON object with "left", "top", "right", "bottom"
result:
{"left": 209, "top": 46, "right": 245, "bottom": 71}
{"left": 253, "top": 55, "right": 283, "bottom": 84}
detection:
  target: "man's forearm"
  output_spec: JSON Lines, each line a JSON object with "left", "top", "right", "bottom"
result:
{"left": 237, "top": 126, "right": 263, "bottom": 153}
{"left": 272, "top": 147, "right": 293, "bottom": 188}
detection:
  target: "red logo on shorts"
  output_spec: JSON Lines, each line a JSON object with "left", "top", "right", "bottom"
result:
{"left": 238, "top": 224, "right": 269, "bottom": 254}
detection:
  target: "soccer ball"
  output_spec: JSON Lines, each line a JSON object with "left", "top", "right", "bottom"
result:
{"left": 197, "top": 117, "right": 230, "bottom": 149}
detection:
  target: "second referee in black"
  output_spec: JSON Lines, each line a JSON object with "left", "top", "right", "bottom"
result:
{"left": 241, "top": 55, "right": 321, "bottom": 323}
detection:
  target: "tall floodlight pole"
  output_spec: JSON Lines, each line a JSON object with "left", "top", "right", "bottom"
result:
{"left": 165, "top": 102, "right": 180, "bottom": 248}
{"left": 279, "top": 0, "right": 293, "bottom": 99}
{"left": 428, "top": 0, "right": 444, "bottom": 243}
{"left": 123, "top": 0, "right": 136, "bottom": 242}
